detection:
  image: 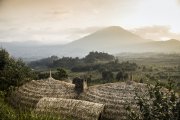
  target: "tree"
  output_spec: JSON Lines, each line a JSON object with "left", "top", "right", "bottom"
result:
{"left": 84, "top": 51, "right": 115, "bottom": 63}
{"left": 116, "top": 71, "right": 123, "bottom": 81}
{"left": 139, "top": 78, "right": 144, "bottom": 83}
{"left": 123, "top": 72, "right": 129, "bottom": 80}
{"left": 0, "top": 49, "right": 9, "bottom": 70}
{"left": 0, "top": 49, "right": 32, "bottom": 91}
{"left": 126, "top": 80, "right": 180, "bottom": 120}
{"left": 55, "top": 68, "right": 68, "bottom": 80}
{"left": 29, "top": 55, "right": 59, "bottom": 68}
{"left": 116, "top": 71, "right": 129, "bottom": 81}
{"left": 36, "top": 72, "right": 49, "bottom": 79}
{"left": 102, "top": 71, "right": 114, "bottom": 82}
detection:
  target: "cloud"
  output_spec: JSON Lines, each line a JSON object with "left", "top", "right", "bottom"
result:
{"left": 0, "top": 25, "right": 103, "bottom": 44}
{"left": 1, "top": 0, "right": 179, "bottom": 44}
{"left": 178, "top": 0, "right": 180, "bottom": 4}
{"left": 131, "top": 25, "right": 180, "bottom": 40}
{"left": 0, "top": 0, "right": 136, "bottom": 44}
{"left": 0, "top": 0, "right": 137, "bottom": 22}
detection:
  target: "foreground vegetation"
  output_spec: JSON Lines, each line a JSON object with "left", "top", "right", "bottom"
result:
{"left": 126, "top": 80, "right": 180, "bottom": 120}
{"left": 0, "top": 49, "right": 64, "bottom": 119}
{"left": 0, "top": 49, "right": 33, "bottom": 92}
{"left": 0, "top": 49, "right": 179, "bottom": 120}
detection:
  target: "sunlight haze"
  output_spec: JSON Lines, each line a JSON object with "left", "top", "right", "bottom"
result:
{"left": 0, "top": 0, "right": 180, "bottom": 44}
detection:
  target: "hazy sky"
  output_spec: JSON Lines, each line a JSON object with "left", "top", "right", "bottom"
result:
{"left": 0, "top": 0, "right": 180, "bottom": 44}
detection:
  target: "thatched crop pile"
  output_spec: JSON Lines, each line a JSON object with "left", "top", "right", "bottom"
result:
{"left": 80, "top": 82, "right": 147, "bottom": 120}
{"left": 35, "top": 97, "right": 104, "bottom": 120}
{"left": 9, "top": 76, "right": 149, "bottom": 120}
{"left": 9, "top": 78, "right": 77, "bottom": 108}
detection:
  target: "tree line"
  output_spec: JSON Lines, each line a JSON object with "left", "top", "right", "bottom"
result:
{"left": 29, "top": 51, "right": 115, "bottom": 69}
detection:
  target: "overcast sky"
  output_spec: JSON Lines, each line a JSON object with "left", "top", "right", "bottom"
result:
{"left": 0, "top": 0, "right": 180, "bottom": 44}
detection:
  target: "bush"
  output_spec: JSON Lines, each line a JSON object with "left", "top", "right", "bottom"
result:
{"left": 0, "top": 49, "right": 32, "bottom": 91}
{"left": 116, "top": 71, "right": 129, "bottom": 81}
{"left": 102, "top": 71, "right": 114, "bottom": 82}
{"left": 126, "top": 80, "right": 180, "bottom": 120}
{"left": 54, "top": 68, "right": 68, "bottom": 80}
{"left": 36, "top": 72, "right": 50, "bottom": 79}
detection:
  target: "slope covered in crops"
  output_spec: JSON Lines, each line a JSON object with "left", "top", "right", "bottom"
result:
{"left": 80, "top": 82, "right": 146, "bottom": 120}
{"left": 9, "top": 78, "right": 76, "bottom": 108}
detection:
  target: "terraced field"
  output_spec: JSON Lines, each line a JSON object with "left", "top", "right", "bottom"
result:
{"left": 9, "top": 78, "right": 147, "bottom": 120}
{"left": 36, "top": 97, "right": 104, "bottom": 120}
{"left": 9, "top": 78, "right": 76, "bottom": 108}
{"left": 80, "top": 82, "right": 146, "bottom": 120}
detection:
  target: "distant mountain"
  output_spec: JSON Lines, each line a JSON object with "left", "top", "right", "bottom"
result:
{"left": 62, "top": 27, "right": 180, "bottom": 55}
{"left": 65, "top": 26, "right": 146, "bottom": 47}
{"left": 1, "top": 26, "right": 180, "bottom": 60}
{"left": 61, "top": 26, "right": 148, "bottom": 55}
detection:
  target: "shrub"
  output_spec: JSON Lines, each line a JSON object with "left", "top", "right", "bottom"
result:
{"left": 54, "top": 68, "right": 68, "bottom": 80}
{"left": 116, "top": 71, "right": 129, "bottom": 81}
{"left": 116, "top": 71, "right": 123, "bottom": 81}
{"left": 102, "top": 71, "right": 114, "bottom": 82}
{"left": 126, "top": 80, "right": 180, "bottom": 120}
{"left": 0, "top": 49, "right": 32, "bottom": 91}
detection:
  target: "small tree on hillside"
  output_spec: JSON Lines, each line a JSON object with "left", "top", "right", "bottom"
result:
{"left": 0, "top": 49, "right": 9, "bottom": 70}
{"left": 55, "top": 68, "right": 68, "bottom": 80}
{"left": 116, "top": 71, "right": 123, "bottom": 81}
{"left": 116, "top": 71, "right": 129, "bottom": 81}
{"left": 102, "top": 71, "right": 114, "bottom": 82}
{"left": 123, "top": 72, "right": 129, "bottom": 80}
